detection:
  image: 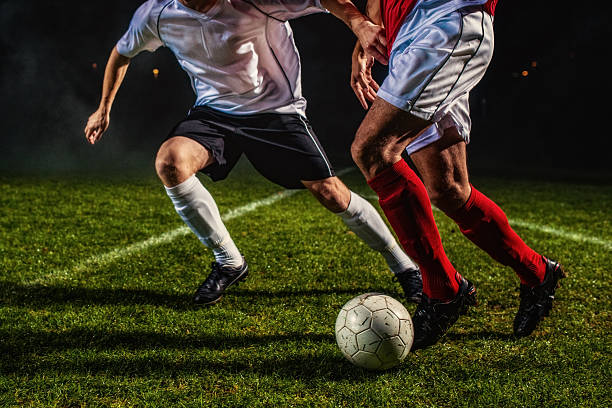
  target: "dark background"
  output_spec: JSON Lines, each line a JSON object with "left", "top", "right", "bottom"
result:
{"left": 1, "top": 1, "right": 610, "bottom": 178}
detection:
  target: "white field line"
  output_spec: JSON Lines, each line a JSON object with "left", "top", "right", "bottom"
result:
{"left": 363, "top": 195, "right": 612, "bottom": 250}
{"left": 27, "top": 168, "right": 357, "bottom": 286}
{"left": 27, "top": 189, "right": 300, "bottom": 285}
{"left": 505, "top": 218, "right": 612, "bottom": 251}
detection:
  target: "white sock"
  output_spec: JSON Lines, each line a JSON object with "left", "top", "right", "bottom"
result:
{"left": 164, "top": 175, "right": 243, "bottom": 268}
{"left": 338, "top": 191, "right": 418, "bottom": 274}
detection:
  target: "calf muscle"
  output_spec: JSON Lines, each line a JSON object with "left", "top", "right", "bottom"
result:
{"left": 410, "top": 130, "right": 471, "bottom": 213}
{"left": 302, "top": 177, "right": 351, "bottom": 213}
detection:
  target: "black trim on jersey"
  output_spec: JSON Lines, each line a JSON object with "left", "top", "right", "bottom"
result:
{"left": 242, "top": 0, "right": 294, "bottom": 96}
{"left": 156, "top": 0, "right": 174, "bottom": 46}
{"left": 264, "top": 19, "right": 294, "bottom": 96}
{"left": 242, "top": 0, "right": 285, "bottom": 22}
{"left": 432, "top": 8, "right": 486, "bottom": 117}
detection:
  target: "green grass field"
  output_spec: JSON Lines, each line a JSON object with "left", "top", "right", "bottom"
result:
{"left": 1, "top": 160, "right": 610, "bottom": 407}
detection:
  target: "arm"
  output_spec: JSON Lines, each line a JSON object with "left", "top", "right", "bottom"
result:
{"left": 84, "top": 47, "right": 131, "bottom": 145}
{"left": 85, "top": 1, "right": 162, "bottom": 144}
{"left": 349, "top": 0, "right": 383, "bottom": 109}
{"left": 365, "top": 0, "right": 382, "bottom": 25}
{"left": 320, "top": 0, "right": 388, "bottom": 65}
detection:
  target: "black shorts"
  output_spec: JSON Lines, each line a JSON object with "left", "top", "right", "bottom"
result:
{"left": 166, "top": 106, "right": 335, "bottom": 189}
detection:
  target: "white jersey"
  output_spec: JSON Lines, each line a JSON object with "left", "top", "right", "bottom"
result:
{"left": 116, "top": 0, "right": 326, "bottom": 116}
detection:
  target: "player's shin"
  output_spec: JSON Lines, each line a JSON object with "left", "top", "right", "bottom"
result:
{"left": 447, "top": 185, "right": 546, "bottom": 286}
{"left": 338, "top": 191, "right": 418, "bottom": 274}
{"left": 367, "top": 159, "right": 460, "bottom": 301}
{"left": 164, "top": 175, "right": 243, "bottom": 268}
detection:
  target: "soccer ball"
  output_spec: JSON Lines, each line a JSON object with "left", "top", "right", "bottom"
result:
{"left": 335, "top": 293, "right": 413, "bottom": 370}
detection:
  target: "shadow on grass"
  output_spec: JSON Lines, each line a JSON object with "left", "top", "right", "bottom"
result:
{"left": 445, "top": 330, "right": 516, "bottom": 342}
{"left": 1, "top": 282, "right": 525, "bottom": 382}
{"left": 0, "top": 281, "right": 388, "bottom": 311}
{"left": 0, "top": 282, "right": 407, "bottom": 382}
{"left": 0, "top": 327, "right": 334, "bottom": 353}
{"left": 0, "top": 326, "right": 549, "bottom": 383}
{"left": 0, "top": 327, "right": 383, "bottom": 382}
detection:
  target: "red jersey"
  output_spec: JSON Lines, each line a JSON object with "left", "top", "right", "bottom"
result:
{"left": 484, "top": 0, "right": 498, "bottom": 15}
{"left": 382, "top": 0, "right": 498, "bottom": 53}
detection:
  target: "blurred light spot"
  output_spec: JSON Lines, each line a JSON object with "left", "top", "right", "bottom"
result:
{"left": 521, "top": 70, "right": 529, "bottom": 77}
{"left": 153, "top": 68, "right": 160, "bottom": 78}
{"left": 92, "top": 63, "right": 98, "bottom": 70}
{"left": 531, "top": 61, "right": 537, "bottom": 68}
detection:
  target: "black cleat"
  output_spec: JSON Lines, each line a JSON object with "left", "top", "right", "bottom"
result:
{"left": 394, "top": 267, "right": 423, "bottom": 303}
{"left": 411, "top": 277, "right": 477, "bottom": 351}
{"left": 513, "top": 257, "right": 566, "bottom": 337}
{"left": 193, "top": 258, "right": 248, "bottom": 305}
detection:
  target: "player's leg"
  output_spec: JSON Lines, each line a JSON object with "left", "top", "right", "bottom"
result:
{"left": 233, "top": 111, "right": 423, "bottom": 302}
{"left": 351, "top": 98, "right": 464, "bottom": 303}
{"left": 399, "top": 4, "right": 565, "bottom": 337}
{"left": 155, "top": 135, "right": 247, "bottom": 305}
{"left": 352, "top": 108, "right": 477, "bottom": 350}
{"left": 351, "top": 6, "right": 494, "bottom": 349}
{"left": 155, "top": 136, "right": 243, "bottom": 268}
{"left": 302, "top": 176, "right": 422, "bottom": 302}
{"left": 411, "top": 128, "right": 565, "bottom": 336}
{"left": 411, "top": 130, "right": 546, "bottom": 286}
{"left": 156, "top": 136, "right": 214, "bottom": 186}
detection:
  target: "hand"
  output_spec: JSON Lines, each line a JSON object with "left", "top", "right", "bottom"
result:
{"left": 84, "top": 108, "right": 110, "bottom": 145}
{"left": 350, "top": 46, "right": 380, "bottom": 109}
{"left": 352, "top": 19, "right": 388, "bottom": 66}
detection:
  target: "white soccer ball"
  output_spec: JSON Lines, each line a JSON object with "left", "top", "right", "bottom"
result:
{"left": 335, "top": 293, "right": 413, "bottom": 370}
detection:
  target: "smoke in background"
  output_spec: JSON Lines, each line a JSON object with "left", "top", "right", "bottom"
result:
{"left": 0, "top": 1, "right": 610, "bottom": 176}
{"left": 0, "top": 0, "right": 193, "bottom": 173}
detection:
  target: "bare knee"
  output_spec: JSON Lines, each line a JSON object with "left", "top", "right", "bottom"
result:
{"left": 155, "top": 138, "right": 206, "bottom": 187}
{"left": 303, "top": 177, "right": 350, "bottom": 213}
{"left": 351, "top": 100, "right": 431, "bottom": 179}
{"left": 350, "top": 136, "right": 371, "bottom": 170}
{"left": 155, "top": 149, "right": 191, "bottom": 187}
{"left": 351, "top": 132, "right": 398, "bottom": 180}
{"left": 426, "top": 179, "right": 471, "bottom": 213}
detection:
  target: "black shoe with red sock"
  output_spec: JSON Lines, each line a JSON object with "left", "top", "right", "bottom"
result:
{"left": 513, "top": 257, "right": 566, "bottom": 337}
{"left": 411, "top": 276, "right": 478, "bottom": 351}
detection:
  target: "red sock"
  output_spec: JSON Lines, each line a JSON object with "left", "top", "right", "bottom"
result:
{"left": 368, "top": 160, "right": 460, "bottom": 301}
{"left": 447, "top": 186, "right": 546, "bottom": 286}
